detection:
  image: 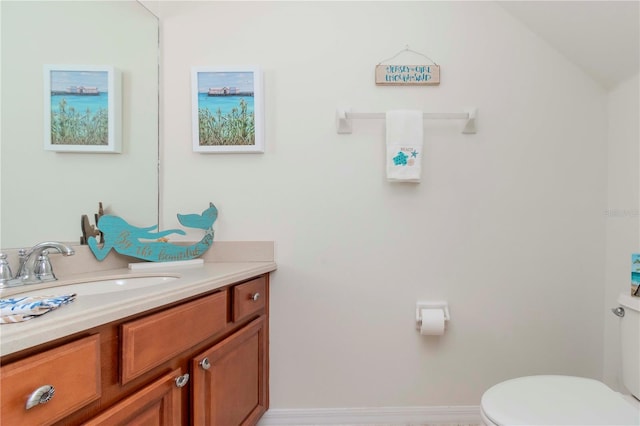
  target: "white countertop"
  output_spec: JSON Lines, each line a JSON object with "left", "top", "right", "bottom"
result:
{"left": 0, "top": 261, "right": 277, "bottom": 357}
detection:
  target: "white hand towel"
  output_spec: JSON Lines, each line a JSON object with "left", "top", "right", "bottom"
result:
{"left": 386, "top": 110, "right": 424, "bottom": 182}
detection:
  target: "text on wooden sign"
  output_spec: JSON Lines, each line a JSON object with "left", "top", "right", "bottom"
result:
{"left": 375, "top": 64, "right": 440, "bottom": 86}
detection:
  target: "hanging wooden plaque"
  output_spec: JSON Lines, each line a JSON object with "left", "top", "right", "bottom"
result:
{"left": 375, "top": 64, "right": 440, "bottom": 86}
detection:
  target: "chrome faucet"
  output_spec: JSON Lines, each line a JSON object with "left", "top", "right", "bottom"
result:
{"left": 3, "top": 241, "right": 75, "bottom": 287}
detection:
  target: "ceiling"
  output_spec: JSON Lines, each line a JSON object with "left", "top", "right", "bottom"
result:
{"left": 144, "top": 1, "right": 638, "bottom": 90}
{"left": 498, "top": 1, "right": 640, "bottom": 90}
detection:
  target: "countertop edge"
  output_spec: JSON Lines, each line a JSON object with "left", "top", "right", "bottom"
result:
{"left": 0, "top": 261, "right": 277, "bottom": 357}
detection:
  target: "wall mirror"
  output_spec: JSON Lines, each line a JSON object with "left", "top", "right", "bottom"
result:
{"left": 1, "top": 0, "right": 159, "bottom": 249}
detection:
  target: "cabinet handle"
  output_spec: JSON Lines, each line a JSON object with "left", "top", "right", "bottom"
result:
{"left": 199, "top": 357, "right": 211, "bottom": 370}
{"left": 250, "top": 292, "right": 260, "bottom": 302}
{"left": 612, "top": 307, "right": 625, "bottom": 317}
{"left": 26, "top": 385, "right": 55, "bottom": 410}
{"left": 175, "top": 373, "right": 190, "bottom": 388}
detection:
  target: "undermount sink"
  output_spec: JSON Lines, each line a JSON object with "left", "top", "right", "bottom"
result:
{"left": 12, "top": 275, "right": 179, "bottom": 297}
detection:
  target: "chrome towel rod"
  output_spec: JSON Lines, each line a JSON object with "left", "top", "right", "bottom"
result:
{"left": 335, "top": 107, "right": 477, "bottom": 134}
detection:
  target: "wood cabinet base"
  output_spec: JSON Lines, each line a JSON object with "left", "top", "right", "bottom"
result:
{"left": 0, "top": 274, "right": 270, "bottom": 426}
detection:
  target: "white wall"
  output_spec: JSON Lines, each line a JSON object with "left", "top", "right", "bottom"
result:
{"left": 603, "top": 73, "right": 640, "bottom": 392}
{"left": 159, "top": 1, "right": 608, "bottom": 407}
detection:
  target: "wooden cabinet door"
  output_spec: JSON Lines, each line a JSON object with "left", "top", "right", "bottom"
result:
{"left": 192, "top": 316, "right": 267, "bottom": 426}
{"left": 83, "top": 368, "right": 186, "bottom": 426}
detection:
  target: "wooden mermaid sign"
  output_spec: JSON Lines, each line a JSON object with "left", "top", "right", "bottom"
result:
{"left": 88, "top": 203, "right": 218, "bottom": 262}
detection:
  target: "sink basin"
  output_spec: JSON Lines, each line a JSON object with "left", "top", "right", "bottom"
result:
{"left": 12, "top": 275, "right": 179, "bottom": 297}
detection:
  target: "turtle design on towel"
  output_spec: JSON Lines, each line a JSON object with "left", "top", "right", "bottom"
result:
{"left": 88, "top": 203, "right": 218, "bottom": 262}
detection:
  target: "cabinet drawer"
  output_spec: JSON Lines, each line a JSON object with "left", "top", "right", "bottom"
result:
{"left": 121, "top": 291, "right": 227, "bottom": 384}
{"left": 1, "top": 334, "right": 101, "bottom": 426}
{"left": 233, "top": 276, "right": 266, "bottom": 322}
{"left": 84, "top": 368, "right": 184, "bottom": 425}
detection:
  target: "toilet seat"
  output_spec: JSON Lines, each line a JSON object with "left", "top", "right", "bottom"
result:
{"left": 481, "top": 375, "right": 640, "bottom": 425}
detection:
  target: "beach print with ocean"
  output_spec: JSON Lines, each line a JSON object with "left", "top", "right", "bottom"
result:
{"left": 196, "top": 71, "right": 255, "bottom": 146}
{"left": 632, "top": 254, "right": 640, "bottom": 296}
{"left": 50, "top": 70, "right": 109, "bottom": 145}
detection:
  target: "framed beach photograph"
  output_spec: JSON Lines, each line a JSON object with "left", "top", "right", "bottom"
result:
{"left": 191, "top": 67, "right": 264, "bottom": 153}
{"left": 44, "top": 65, "right": 121, "bottom": 153}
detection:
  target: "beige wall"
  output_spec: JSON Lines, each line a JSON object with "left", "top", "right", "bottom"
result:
{"left": 603, "top": 73, "right": 640, "bottom": 392}
{"left": 158, "top": 1, "right": 609, "bottom": 407}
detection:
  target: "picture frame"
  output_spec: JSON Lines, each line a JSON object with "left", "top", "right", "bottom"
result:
{"left": 191, "top": 67, "right": 264, "bottom": 153}
{"left": 44, "top": 65, "right": 121, "bottom": 153}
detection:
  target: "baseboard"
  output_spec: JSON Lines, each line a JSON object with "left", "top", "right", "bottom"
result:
{"left": 257, "top": 405, "right": 482, "bottom": 425}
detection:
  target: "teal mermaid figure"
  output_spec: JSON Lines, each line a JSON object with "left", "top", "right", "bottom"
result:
{"left": 88, "top": 203, "right": 218, "bottom": 262}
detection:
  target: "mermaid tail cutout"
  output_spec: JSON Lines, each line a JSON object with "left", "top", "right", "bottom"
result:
{"left": 177, "top": 202, "right": 218, "bottom": 230}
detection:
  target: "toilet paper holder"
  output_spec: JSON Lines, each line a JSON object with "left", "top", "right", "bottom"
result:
{"left": 416, "top": 301, "right": 450, "bottom": 330}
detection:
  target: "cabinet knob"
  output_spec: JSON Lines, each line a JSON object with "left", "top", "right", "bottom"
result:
{"left": 250, "top": 292, "right": 260, "bottom": 302}
{"left": 611, "top": 307, "right": 625, "bottom": 317}
{"left": 199, "top": 357, "right": 211, "bottom": 370}
{"left": 26, "top": 385, "right": 55, "bottom": 410}
{"left": 175, "top": 373, "right": 190, "bottom": 388}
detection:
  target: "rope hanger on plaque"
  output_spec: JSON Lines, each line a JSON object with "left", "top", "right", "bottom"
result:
{"left": 375, "top": 45, "right": 440, "bottom": 86}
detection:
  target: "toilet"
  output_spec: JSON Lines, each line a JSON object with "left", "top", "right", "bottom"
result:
{"left": 480, "top": 293, "right": 640, "bottom": 425}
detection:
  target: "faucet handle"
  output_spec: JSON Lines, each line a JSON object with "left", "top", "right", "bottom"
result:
{"left": 34, "top": 250, "right": 56, "bottom": 281}
{"left": 17, "top": 248, "right": 28, "bottom": 267}
{"left": 0, "top": 253, "right": 13, "bottom": 285}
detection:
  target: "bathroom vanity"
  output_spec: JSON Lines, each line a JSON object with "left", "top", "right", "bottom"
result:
{"left": 0, "top": 242, "right": 276, "bottom": 426}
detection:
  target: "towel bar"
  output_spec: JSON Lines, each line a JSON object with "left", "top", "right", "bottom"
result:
{"left": 335, "top": 107, "right": 477, "bottom": 134}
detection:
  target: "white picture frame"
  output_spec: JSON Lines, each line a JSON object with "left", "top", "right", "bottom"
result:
{"left": 191, "top": 66, "right": 264, "bottom": 153}
{"left": 44, "top": 65, "right": 121, "bottom": 153}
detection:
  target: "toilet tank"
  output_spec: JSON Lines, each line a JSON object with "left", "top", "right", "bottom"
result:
{"left": 618, "top": 293, "right": 640, "bottom": 398}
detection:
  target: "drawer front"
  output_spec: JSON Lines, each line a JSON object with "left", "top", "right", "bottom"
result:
{"left": 233, "top": 276, "right": 266, "bottom": 322}
{"left": 121, "top": 291, "right": 227, "bottom": 384}
{"left": 84, "top": 368, "right": 184, "bottom": 425}
{"left": 1, "top": 334, "right": 101, "bottom": 426}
